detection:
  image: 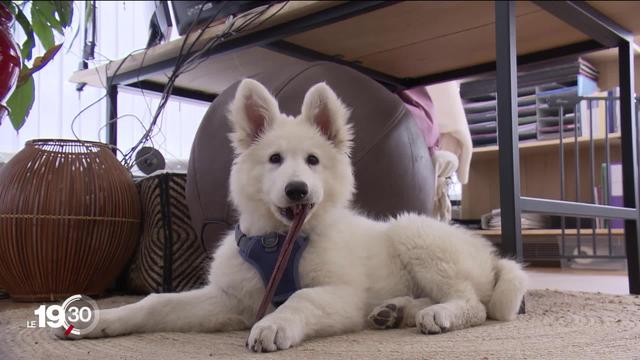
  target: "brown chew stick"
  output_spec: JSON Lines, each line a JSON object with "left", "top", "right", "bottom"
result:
{"left": 255, "top": 205, "right": 310, "bottom": 321}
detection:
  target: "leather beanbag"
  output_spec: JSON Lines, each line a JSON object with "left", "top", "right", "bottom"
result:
{"left": 186, "top": 62, "right": 436, "bottom": 252}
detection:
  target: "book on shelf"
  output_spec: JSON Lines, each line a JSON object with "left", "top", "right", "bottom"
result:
{"left": 604, "top": 87, "right": 621, "bottom": 133}
{"left": 584, "top": 93, "right": 607, "bottom": 137}
{"left": 560, "top": 89, "right": 619, "bottom": 140}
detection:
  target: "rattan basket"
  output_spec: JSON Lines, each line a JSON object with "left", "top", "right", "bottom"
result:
{"left": 0, "top": 139, "right": 141, "bottom": 301}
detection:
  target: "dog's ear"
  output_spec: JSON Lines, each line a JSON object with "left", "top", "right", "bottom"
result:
{"left": 228, "top": 79, "right": 280, "bottom": 152}
{"left": 301, "top": 82, "right": 353, "bottom": 153}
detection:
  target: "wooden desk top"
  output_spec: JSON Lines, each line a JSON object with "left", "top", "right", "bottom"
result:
{"left": 69, "top": 1, "right": 640, "bottom": 95}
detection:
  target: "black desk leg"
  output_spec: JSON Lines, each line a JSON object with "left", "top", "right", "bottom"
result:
{"left": 495, "top": 1, "right": 524, "bottom": 265}
{"left": 619, "top": 41, "right": 640, "bottom": 295}
{"left": 107, "top": 83, "right": 118, "bottom": 154}
{"left": 496, "top": 1, "right": 525, "bottom": 314}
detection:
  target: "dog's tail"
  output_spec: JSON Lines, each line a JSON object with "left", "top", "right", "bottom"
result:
{"left": 487, "top": 259, "right": 527, "bottom": 321}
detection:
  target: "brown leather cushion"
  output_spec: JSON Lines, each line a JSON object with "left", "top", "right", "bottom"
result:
{"left": 186, "top": 62, "right": 435, "bottom": 252}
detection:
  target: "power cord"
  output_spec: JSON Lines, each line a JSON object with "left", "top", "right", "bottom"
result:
{"left": 70, "top": 1, "right": 290, "bottom": 170}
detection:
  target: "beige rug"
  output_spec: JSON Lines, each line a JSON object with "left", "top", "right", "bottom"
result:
{"left": 1, "top": 289, "right": 639, "bottom": 360}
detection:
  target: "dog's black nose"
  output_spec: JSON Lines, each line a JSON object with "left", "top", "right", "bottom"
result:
{"left": 285, "top": 181, "right": 308, "bottom": 201}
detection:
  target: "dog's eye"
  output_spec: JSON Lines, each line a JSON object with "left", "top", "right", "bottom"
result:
{"left": 269, "top": 153, "right": 282, "bottom": 164}
{"left": 306, "top": 155, "right": 319, "bottom": 166}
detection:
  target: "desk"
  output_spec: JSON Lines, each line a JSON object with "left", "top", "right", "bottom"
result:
{"left": 70, "top": 2, "right": 640, "bottom": 92}
{"left": 70, "top": 1, "right": 640, "bottom": 293}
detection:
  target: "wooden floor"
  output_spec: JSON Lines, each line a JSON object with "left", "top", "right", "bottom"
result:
{"left": 526, "top": 267, "right": 629, "bottom": 295}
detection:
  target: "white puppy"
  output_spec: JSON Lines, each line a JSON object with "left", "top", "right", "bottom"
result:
{"left": 56, "top": 79, "right": 527, "bottom": 352}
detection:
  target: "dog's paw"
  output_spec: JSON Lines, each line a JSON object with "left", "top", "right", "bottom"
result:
{"left": 368, "top": 303, "right": 404, "bottom": 329}
{"left": 416, "top": 304, "right": 454, "bottom": 335}
{"left": 246, "top": 317, "right": 303, "bottom": 352}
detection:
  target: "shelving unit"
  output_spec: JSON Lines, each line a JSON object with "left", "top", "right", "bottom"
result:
{"left": 461, "top": 124, "right": 622, "bottom": 220}
{"left": 459, "top": 70, "right": 627, "bottom": 265}
{"left": 460, "top": 82, "right": 629, "bottom": 266}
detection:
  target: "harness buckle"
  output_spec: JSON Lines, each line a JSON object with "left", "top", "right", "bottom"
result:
{"left": 261, "top": 233, "right": 279, "bottom": 252}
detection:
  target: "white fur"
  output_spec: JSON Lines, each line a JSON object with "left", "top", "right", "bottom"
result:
{"left": 56, "top": 80, "right": 527, "bottom": 352}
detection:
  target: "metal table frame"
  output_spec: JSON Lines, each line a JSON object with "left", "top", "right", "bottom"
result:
{"left": 102, "top": 1, "right": 639, "bottom": 293}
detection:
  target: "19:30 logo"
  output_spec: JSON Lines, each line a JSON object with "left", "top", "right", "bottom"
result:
{"left": 28, "top": 294, "right": 99, "bottom": 337}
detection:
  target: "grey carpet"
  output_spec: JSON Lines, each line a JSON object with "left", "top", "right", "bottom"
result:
{"left": 1, "top": 289, "right": 639, "bottom": 360}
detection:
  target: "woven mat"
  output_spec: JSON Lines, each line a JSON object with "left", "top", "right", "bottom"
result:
{"left": 1, "top": 289, "right": 639, "bottom": 360}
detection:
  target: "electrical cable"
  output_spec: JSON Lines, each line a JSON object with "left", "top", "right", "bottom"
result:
{"left": 70, "top": 1, "right": 290, "bottom": 170}
{"left": 71, "top": 47, "right": 146, "bottom": 145}
{"left": 121, "top": 2, "right": 244, "bottom": 169}
{"left": 119, "top": 1, "right": 219, "bottom": 168}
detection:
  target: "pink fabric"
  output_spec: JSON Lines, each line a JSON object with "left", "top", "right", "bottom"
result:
{"left": 398, "top": 87, "right": 440, "bottom": 153}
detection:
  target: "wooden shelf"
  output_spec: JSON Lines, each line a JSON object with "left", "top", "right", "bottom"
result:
{"left": 472, "top": 133, "right": 621, "bottom": 159}
{"left": 462, "top": 132, "right": 624, "bottom": 220}
{"left": 473, "top": 228, "right": 625, "bottom": 236}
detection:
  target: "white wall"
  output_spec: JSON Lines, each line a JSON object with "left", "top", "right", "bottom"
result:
{"left": 0, "top": 1, "right": 208, "bottom": 162}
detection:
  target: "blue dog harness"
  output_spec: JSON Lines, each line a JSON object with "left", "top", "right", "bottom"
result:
{"left": 235, "top": 225, "right": 309, "bottom": 307}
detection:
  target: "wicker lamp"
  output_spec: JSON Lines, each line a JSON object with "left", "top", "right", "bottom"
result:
{"left": 0, "top": 139, "right": 141, "bottom": 301}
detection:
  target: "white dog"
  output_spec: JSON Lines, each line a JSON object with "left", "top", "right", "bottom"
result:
{"left": 56, "top": 79, "right": 527, "bottom": 352}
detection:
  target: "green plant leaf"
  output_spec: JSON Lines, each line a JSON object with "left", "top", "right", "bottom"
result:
{"left": 1, "top": 1, "right": 74, "bottom": 131}
{"left": 12, "top": 5, "right": 35, "bottom": 61}
{"left": 32, "top": 1, "right": 63, "bottom": 34}
{"left": 17, "top": 43, "right": 62, "bottom": 85}
{"left": 54, "top": 1, "right": 73, "bottom": 28}
{"left": 31, "top": 4, "right": 54, "bottom": 49}
{"left": 6, "top": 76, "right": 35, "bottom": 131}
